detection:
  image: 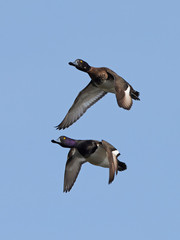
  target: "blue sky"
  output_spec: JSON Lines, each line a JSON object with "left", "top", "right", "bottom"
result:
{"left": 0, "top": 0, "right": 180, "bottom": 239}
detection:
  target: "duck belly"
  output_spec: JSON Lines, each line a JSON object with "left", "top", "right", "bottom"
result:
{"left": 86, "top": 146, "right": 109, "bottom": 168}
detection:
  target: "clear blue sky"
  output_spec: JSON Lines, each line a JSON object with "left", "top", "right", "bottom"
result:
{"left": 0, "top": 0, "right": 180, "bottom": 239}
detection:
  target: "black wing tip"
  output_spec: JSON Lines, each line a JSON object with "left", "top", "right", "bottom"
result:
{"left": 55, "top": 121, "right": 73, "bottom": 130}
{"left": 51, "top": 139, "right": 56, "bottom": 143}
{"left": 108, "top": 178, "right": 114, "bottom": 184}
{"left": 63, "top": 187, "right": 72, "bottom": 193}
{"left": 54, "top": 124, "right": 67, "bottom": 130}
{"left": 55, "top": 124, "right": 61, "bottom": 130}
{"left": 63, "top": 190, "right": 69, "bottom": 193}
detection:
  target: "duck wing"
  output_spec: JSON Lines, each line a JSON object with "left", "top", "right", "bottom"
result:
{"left": 101, "top": 140, "right": 119, "bottom": 184}
{"left": 106, "top": 69, "right": 133, "bottom": 110}
{"left": 56, "top": 81, "right": 107, "bottom": 130}
{"left": 63, "top": 148, "right": 86, "bottom": 192}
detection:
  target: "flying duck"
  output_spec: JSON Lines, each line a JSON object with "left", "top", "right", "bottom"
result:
{"left": 51, "top": 136, "right": 127, "bottom": 192}
{"left": 56, "top": 59, "right": 140, "bottom": 130}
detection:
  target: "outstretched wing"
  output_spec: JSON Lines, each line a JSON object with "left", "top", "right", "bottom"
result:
{"left": 63, "top": 148, "right": 86, "bottom": 192}
{"left": 56, "top": 81, "right": 107, "bottom": 130}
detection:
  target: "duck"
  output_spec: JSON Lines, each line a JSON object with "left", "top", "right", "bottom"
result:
{"left": 56, "top": 59, "right": 140, "bottom": 130}
{"left": 51, "top": 136, "right": 127, "bottom": 192}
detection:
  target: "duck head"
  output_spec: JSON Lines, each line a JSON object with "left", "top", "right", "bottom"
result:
{"left": 69, "top": 59, "right": 91, "bottom": 72}
{"left": 51, "top": 136, "right": 77, "bottom": 148}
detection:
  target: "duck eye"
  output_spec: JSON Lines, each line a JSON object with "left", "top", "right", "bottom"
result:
{"left": 80, "top": 60, "right": 83, "bottom": 63}
{"left": 63, "top": 137, "right": 66, "bottom": 140}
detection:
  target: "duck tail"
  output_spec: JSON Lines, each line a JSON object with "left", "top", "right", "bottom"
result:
{"left": 118, "top": 160, "right": 127, "bottom": 171}
{"left": 131, "top": 90, "right": 140, "bottom": 100}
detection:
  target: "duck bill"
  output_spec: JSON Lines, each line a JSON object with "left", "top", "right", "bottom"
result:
{"left": 68, "top": 61, "right": 78, "bottom": 67}
{"left": 51, "top": 137, "right": 61, "bottom": 145}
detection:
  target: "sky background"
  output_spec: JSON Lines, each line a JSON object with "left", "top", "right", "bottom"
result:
{"left": 0, "top": 0, "right": 180, "bottom": 239}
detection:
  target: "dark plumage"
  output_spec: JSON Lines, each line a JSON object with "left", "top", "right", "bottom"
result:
{"left": 51, "top": 136, "right": 127, "bottom": 192}
{"left": 56, "top": 59, "right": 140, "bottom": 130}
